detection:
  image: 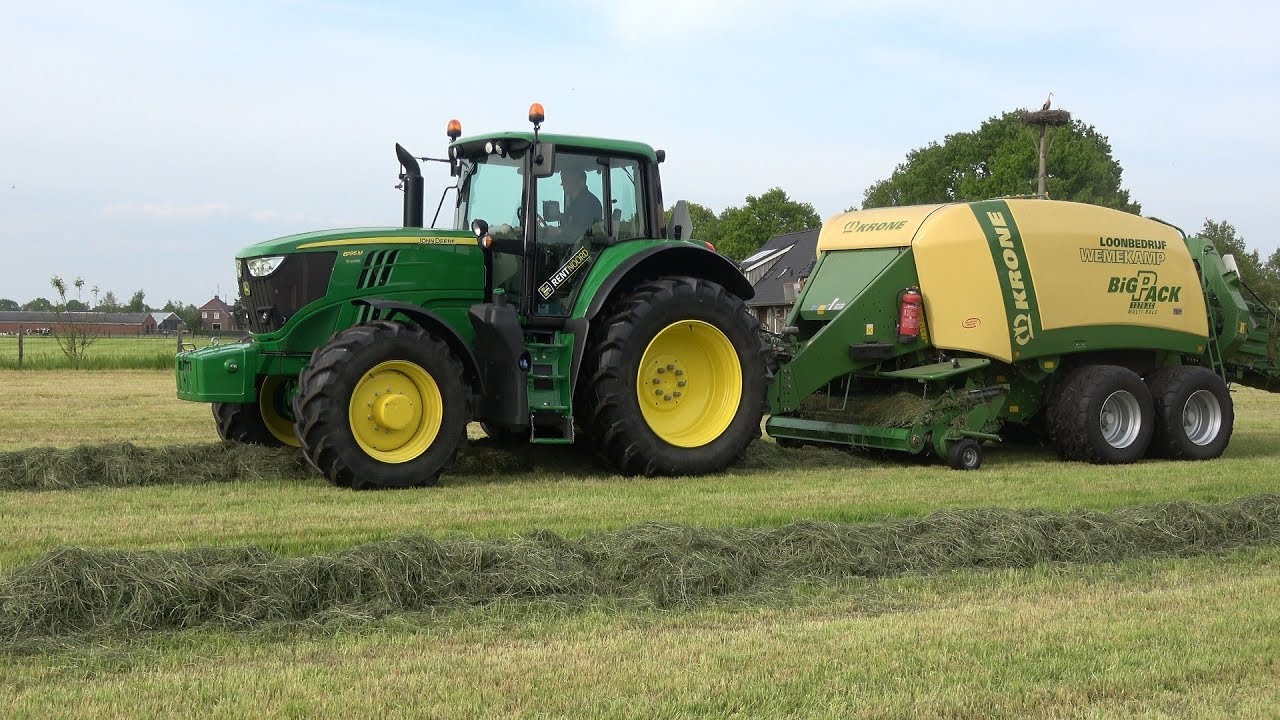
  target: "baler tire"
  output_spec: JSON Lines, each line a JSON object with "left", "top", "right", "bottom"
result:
{"left": 947, "top": 438, "right": 983, "bottom": 470}
{"left": 1146, "top": 366, "right": 1233, "bottom": 460}
{"left": 212, "top": 375, "right": 299, "bottom": 447}
{"left": 1048, "top": 364, "right": 1154, "bottom": 464}
{"left": 579, "top": 276, "right": 770, "bottom": 476}
{"left": 293, "top": 320, "right": 471, "bottom": 490}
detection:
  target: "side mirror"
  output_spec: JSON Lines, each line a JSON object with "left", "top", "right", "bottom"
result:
{"left": 531, "top": 142, "right": 556, "bottom": 178}
{"left": 541, "top": 200, "right": 562, "bottom": 222}
{"left": 669, "top": 200, "right": 693, "bottom": 241}
{"left": 471, "top": 218, "right": 489, "bottom": 238}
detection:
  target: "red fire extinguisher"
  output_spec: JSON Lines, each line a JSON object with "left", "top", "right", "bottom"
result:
{"left": 898, "top": 287, "right": 923, "bottom": 344}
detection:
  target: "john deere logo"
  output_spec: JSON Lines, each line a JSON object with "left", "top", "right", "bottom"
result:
{"left": 1108, "top": 272, "right": 1182, "bottom": 315}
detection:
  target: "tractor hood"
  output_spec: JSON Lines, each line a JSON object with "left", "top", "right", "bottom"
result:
{"left": 236, "top": 227, "right": 476, "bottom": 260}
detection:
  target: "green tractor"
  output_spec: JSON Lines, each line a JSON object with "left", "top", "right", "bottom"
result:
{"left": 177, "top": 105, "right": 769, "bottom": 488}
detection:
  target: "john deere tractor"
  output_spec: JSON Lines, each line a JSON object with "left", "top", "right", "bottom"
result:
{"left": 176, "top": 105, "right": 769, "bottom": 488}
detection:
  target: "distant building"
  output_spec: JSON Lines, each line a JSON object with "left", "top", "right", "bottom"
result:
{"left": 198, "top": 295, "right": 238, "bottom": 333}
{"left": 0, "top": 311, "right": 158, "bottom": 335}
{"left": 150, "top": 311, "right": 182, "bottom": 333}
{"left": 742, "top": 228, "right": 820, "bottom": 334}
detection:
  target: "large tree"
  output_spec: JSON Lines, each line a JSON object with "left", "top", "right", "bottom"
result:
{"left": 714, "top": 188, "right": 821, "bottom": 262}
{"left": 862, "top": 111, "right": 1140, "bottom": 214}
{"left": 0, "top": 298, "right": 18, "bottom": 311}
{"left": 22, "top": 298, "right": 53, "bottom": 312}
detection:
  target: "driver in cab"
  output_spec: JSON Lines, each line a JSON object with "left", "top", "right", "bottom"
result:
{"left": 550, "top": 168, "right": 602, "bottom": 245}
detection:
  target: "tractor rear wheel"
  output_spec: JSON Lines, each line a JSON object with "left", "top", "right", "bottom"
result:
{"left": 293, "top": 321, "right": 471, "bottom": 489}
{"left": 579, "top": 277, "right": 769, "bottom": 476}
{"left": 213, "top": 375, "right": 300, "bottom": 447}
{"left": 1146, "top": 366, "right": 1233, "bottom": 460}
{"left": 1048, "top": 364, "right": 1154, "bottom": 464}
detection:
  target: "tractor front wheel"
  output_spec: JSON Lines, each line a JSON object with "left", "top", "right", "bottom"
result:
{"left": 579, "top": 277, "right": 769, "bottom": 476}
{"left": 293, "top": 321, "right": 471, "bottom": 489}
{"left": 212, "top": 375, "right": 300, "bottom": 447}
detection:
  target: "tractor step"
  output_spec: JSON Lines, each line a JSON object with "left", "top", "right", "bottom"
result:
{"left": 526, "top": 332, "right": 576, "bottom": 443}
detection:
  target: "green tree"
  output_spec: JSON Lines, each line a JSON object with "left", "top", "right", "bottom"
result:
{"left": 1198, "top": 219, "right": 1280, "bottom": 310}
{"left": 863, "top": 111, "right": 1140, "bottom": 213}
{"left": 49, "top": 276, "right": 103, "bottom": 367}
{"left": 125, "top": 289, "right": 148, "bottom": 313}
{"left": 64, "top": 299, "right": 89, "bottom": 312}
{"left": 22, "top": 298, "right": 53, "bottom": 312}
{"left": 714, "top": 188, "right": 821, "bottom": 262}
{"left": 0, "top": 298, "right": 18, "bottom": 311}
{"left": 97, "top": 290, "right": 121, "bottom": 313}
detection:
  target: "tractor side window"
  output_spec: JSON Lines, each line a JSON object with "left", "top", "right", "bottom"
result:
{"left": 609, "top": 159, "right": 646, "bottom": 241}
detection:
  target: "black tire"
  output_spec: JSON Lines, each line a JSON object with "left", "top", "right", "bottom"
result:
{"left": 1146, "top": 366, "right": 1234, "bottom": 460}
{"left": 1048, "top": 364, "right": 1154, "bottom": 464}
{"left": 947, "top": 438, "right": 983, "bottom": 470}
{"left": 212, "top": 375, "right": 299, "bottom": 447}
{"left": 293, "top": 321, "right": 471, "bottom": 489}
{"left": 579, "top": 277, "right": 770, "bottom": 476}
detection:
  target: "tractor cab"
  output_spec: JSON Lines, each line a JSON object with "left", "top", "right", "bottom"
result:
{"left": 423, "top": 105, "right": 665, "bottom": 319}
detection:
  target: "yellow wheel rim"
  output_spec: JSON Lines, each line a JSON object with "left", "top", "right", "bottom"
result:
{"left": 348, "top": 360, "right": 443, "bottom": 463}
{"left": 636, "top": 320, "right": 742, "bottom": 448}
{"left": 259, "top": 376, "right": 300, "bottom": 447}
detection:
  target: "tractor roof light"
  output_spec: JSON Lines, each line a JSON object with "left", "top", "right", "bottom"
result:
{"left": 528, "top": 103, "right": 545, "bottom": 126}
{"left": 446, "top": 118, "right": 462, "bottom": 140}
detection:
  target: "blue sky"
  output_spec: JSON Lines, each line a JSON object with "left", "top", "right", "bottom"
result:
{"left": 2, "top": 0, "right": 1277, "bottom": 307}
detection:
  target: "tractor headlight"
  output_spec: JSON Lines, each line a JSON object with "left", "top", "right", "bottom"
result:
{"left": 246, "top": 255, "right": 286, "bottom": 277}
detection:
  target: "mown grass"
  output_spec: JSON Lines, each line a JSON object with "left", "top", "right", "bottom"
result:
{"left": 1, "top": 370, "right": 1278, "bottom": 717}
{"left": 2, "top": 547, "right": 1277, "bottom": 719}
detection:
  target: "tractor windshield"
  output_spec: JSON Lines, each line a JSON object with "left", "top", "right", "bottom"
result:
{"left": 456, "top": 154, "right": 524, "bottom": 235}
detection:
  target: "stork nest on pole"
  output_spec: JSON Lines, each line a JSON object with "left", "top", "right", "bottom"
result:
{"left": 1020, "top": 109, "right": 1072, "bottom": 126}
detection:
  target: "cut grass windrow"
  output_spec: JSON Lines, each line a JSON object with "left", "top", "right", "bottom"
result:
{"left": 0, "top": 438, "right": 859, "bottom": 492}
{"left": 2, "top": 494, "right": 1275, "bottom": 643}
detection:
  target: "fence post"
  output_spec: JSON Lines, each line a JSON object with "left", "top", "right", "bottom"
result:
{"left": 17, "top": 323, "right": 23, "bottom": 368}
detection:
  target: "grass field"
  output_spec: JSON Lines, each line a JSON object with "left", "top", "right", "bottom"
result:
{"left": 0, "top": 370, "right": 1278, "bottom": 718}
{"left": 0, "top": 335, "right": 226, "bottom": 370}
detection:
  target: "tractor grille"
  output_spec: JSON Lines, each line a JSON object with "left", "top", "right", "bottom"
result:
{"left": 242, "top": 252, "right": 336, "bottom": 334}
{"left": 357, "top": 249, "right": 400, "bottom": 290}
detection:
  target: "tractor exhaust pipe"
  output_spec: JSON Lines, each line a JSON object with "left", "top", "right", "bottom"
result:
{"left": 395, "top": 143, "right": 424, "bottom": 228}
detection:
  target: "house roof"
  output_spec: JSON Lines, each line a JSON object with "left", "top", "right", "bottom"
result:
{"left": 200, "top": 295, "right": 232, "bottom": 311}
{"left": 0, "top": 311, "right": 154, "bottom": 324}
{"left": 745, "top": 228, "right": 820, "bottom": 308}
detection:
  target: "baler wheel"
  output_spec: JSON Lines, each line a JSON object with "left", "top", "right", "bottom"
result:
{"left": 213, "top": 375, "right": 300, "bottom": 447}
{"left": 578, "top": 276, "right": 770, "bottom": 476}
{"left": 1146, "top": 366, "right": 1234, "bottom": 460}
{"left": 947, "top": 439, "right": 983, "bottom": 470}
{"left": 1048, "top": 364, "right": 1154, "bottom": 464}
{"left": 293, "top": 321, "right": 470, "bottom": 489}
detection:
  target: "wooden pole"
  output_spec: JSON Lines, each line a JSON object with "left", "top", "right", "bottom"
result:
{"left": 17, "top": 324, "right": 23, "bottom": 368}
{"left": 1037, "top": 124, "right": 1049, "bottom": 198}
{"left": 1019, "top": 107, "right": 1070, "bottom": 200}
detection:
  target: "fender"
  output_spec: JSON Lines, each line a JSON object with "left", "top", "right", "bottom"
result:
{"left": 351, "top": 298, "right": 482, "bottom": 390}
{"left": 580, "top": 244, "right": 755, "bottom": 321}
